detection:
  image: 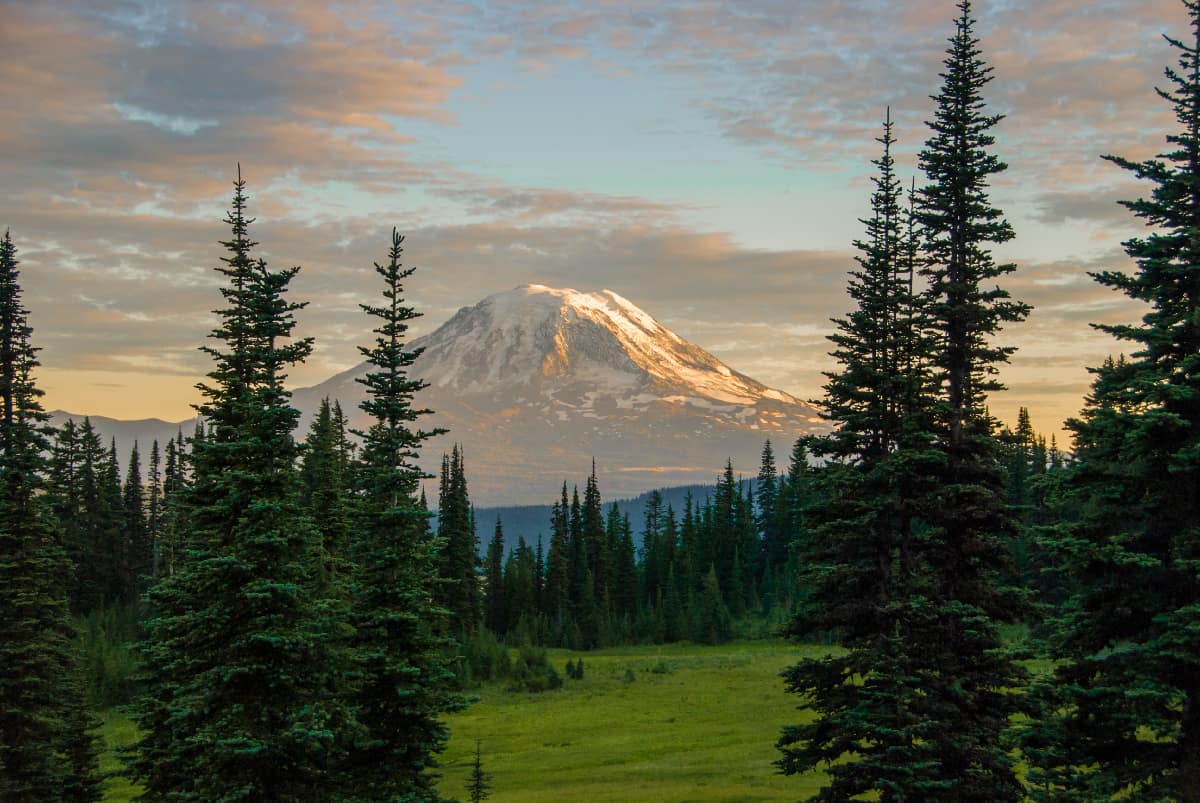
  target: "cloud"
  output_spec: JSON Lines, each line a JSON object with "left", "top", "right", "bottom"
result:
{"left": 0, "top": 0, "right": 1186, "bottom": 444}
{"left": 0, "top": 1, "right": 463, "bottom": 219}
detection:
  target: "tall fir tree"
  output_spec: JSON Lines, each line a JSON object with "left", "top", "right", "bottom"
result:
{"left": 1024, "top": 4, "right": 1200, "bottom": 797}
{"left": 502, "top": 537, "right": 538, "bottom": 638}
{"left": 344, "top": 226, "right": 462, "bottom": 799}
{"left": 122, "top": 440, "right": 149, "bottom": 600}
{"left": 581, "top": 461, "right": 607, "bottom": 608}
{"left": 910, "top": 1, "right": 1029, "bottom": 795}
{"left": 155, "top": 431, "right": 191, "bottom": 579}
{"left": 608, "top": 506, "right": 638, "bottom": 621}
{"left": 543, "top": 482, "right": 571, "bottom": 629}
{"left": 755, "top": 440, "right": 780, "bottom": 581}
{"left": 437, "top": 444, "right": 480, "bottom": 635}
{"left": 778, "top": 111, "right": 943, "bottom": 800}
{"left": 128, "top": 170, "right": 353, "bottom": 800}
{"left": 484, "top": 518, "right": 507, "bottom": 634}
{"left": 0, "top": 230, "right": 101, "bottom": 801}
{"left": 299, "top": 397, "right": 353, "bottom": 591}
{"left": 146, "top": 439, "right": 163, "bottom": 578}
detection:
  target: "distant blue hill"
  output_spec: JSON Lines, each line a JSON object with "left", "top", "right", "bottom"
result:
{"left": 470, "top": 482, "right": 732, "bottom": 557}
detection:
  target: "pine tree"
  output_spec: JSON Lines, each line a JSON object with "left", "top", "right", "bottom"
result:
{"left": 128, "top": 169, "right": 353, "bottom": 799}
{"left": 466, "top": 739, "right": 492, "bottom": 803}
{"left": 639, "top": 489, "right": 665, "bottom": 607}
{"left": 581, "top": 461, "right": 607, "bottom": 607}
{"left": 755, "top": 440, "right": 780, "bottom": 582}
{"left": 122, "top": 440, "right": 149, "bottom": 600}
{"left": 57, "top": 645, "right": 103, "bottom": 803}
{"left": 693, "top": 565, "right": 732, "bottom": 645}
{"left": 47, "top": 420, "right": 84, "bottom": 603}
{"left": 778, "top": 111, "right": 944, "bottom": 799}
{"left": 502, "top": 537, "right": 537, "bottom": 638}
{"left": 101, "top": 438, "right": 127, "bottom": 601}
{"left": 0, "top": 230, "right": 101, "bottom": 801}
{"left": 1024, "top": 5, "right": 1200, "bottom": 796}
{"left": 155, "top": 431, "right": 191, "bottom": 578}
{"left": 344, "top": 226, "right": 462, "bottom": 799}
{"left": 56, "top": 418, "right": 123, "bottom": 613}
{"left": 299, "top": 396, "right": 352, "bottom": 590}
{"left": 147, "top": 439, "right": 163, "bottom": 577}
{"left": 608, "top": 506, "right": 638, "bottom": 620}
{"left": 437, "top": 444, "right": 480, "bottom": 635}
{"left": 484, "top": 518, "right": 506, "bottom": 633}
{"left": 908, "top": 1, "right": 1030, "bottom": 794}
{"left": 543, "top": 482, "right": 571, "bottom": 629}
{"left": 710, "top": 460, "right": 738, "bottom": 599}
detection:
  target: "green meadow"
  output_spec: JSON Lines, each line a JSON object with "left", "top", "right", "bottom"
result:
{"left": 101, "top": 640, "right": 828, "bottom": 802}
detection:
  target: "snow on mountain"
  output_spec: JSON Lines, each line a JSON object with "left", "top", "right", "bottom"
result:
{"left": 52, "top": 285, "right": 823, "bottom": 506}
{"left": 296, "top": 284, "right": 823, "bottom": 505}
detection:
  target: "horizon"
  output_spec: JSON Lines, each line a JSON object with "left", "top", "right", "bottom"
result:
{"left": 2, "top": 0, "right": 1187, "bottom": 447}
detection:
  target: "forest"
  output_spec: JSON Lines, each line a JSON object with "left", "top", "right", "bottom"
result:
{"left": 3, "top": 0, "right": 1200, "bottom": 801}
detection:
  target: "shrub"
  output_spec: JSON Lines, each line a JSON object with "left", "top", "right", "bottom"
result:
{"left": 76, "top": 602, "right": 140, "bottom": 708}
{"left": 506, "top": 647, "right": 562, "bottom": 693}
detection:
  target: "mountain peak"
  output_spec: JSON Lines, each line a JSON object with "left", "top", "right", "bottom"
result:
{"left": 418, "top": 284, "right": 791, "bottom": 406}
{"left": 293, "top": 284, "right": 819, "bottom": 503}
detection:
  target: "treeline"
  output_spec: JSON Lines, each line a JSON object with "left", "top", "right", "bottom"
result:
{"left": 455, "top": 445, "right": 816, "bottom": 652}
{"left": 433, "top": 408, "right": 1068, "bottom": 660}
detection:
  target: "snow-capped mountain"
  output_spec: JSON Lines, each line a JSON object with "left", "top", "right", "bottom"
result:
{"left": 295, "top": 284, "right": 823, "bottom": 505}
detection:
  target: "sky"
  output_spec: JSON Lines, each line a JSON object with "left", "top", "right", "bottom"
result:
{"left": 0, "top": 0, "right": 1191, "bottom": 445}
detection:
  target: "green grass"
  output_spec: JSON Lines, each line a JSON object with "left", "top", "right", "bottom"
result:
{"left": 98, "top": 708, "right": 139, "bottom": 803}
{"left": 101, "top": 639, "right": 829, "bottom": 802}
{"left": 438, "top": 640, "right": 828, "bottom": 802}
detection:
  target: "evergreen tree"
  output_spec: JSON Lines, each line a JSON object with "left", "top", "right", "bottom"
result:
{"left": 710, "top": 460, "right": 738, "bottom": 598}
{"left": 581, "top": 461, "right": 607, "bottom": 606}
{"left": 533, "top": 535, "right": 546, "bottom": 615}
{"left": 147, "top": 439, "right": 163, "bottom": 578}
{"left": 155, "top": 431, "right": 191, "bottom": 578}
{"left": 639, "top": 489, "right": 665, "bottom": 607}
{"left": 608, "top": 506, "right": 638, "bottom": 620}
{"left": 782, "top": 61, "right": 1029, "bottom": 790}
{"left": 102, "top": 438, "right": 127, "bottom": 600}
{"left": 1024, "top": 5, "right": 1200, "bottom": 796}
{"left": 0, "top": 230, "right": 101, "bottom": 801}
{"left": 484, "top": 518, "right": 506, "bottom": 633}
{"left": 299, "top": 396, "right": 352, "bottom": 590}
{"left": 660, "top": 564, "right": 684, "bottom": 643}
{"left": 56, "top": 418, "right": 124, "bottom": 613}
{"left": 502, "top": 537, "right": 538, "bottom": 638}
{"left": 47, "top": 420, "right": 84, "bottom": 603}
{"left": 122, "top": 440, "right": 149, "bottom": 600}
{"left": 344, "top": 226, "right": 461, "bottom": 799}
{"left": 437, "top": 444, "right": 480, "bottom": 635}
{"left": 466, "top": 739, "right": 492, "bottom": 803}
{"left": 692, "top": 565, "right": 732, "bottom": 645}
{"left": 755, "top": 440, "right": 780, "bottom": 581}
{"left": 543, "top": 482, "right": 571, "bottom": 629}
{"left": 128, "top": 169, "right": 353, "bottom": 799}
{"left": 779, "top": 109, "right": 942, "bottom": 799}
{"left": 57, "top": 645, "right": 103, "bottom": 803}
{"left": 908, "top": 1, "right": 1030, "bottom": 794}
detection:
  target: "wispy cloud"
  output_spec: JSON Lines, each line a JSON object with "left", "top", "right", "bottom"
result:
{"left": 0, "top": 0, "right": 1184, "bottom": 439}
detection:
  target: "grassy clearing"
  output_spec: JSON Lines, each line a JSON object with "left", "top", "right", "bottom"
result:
{"left": 101, "top": 639, "right": 828, "bottom": 802}
{"left": 438, "top": 640, "right": 827, "bottom": 802}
